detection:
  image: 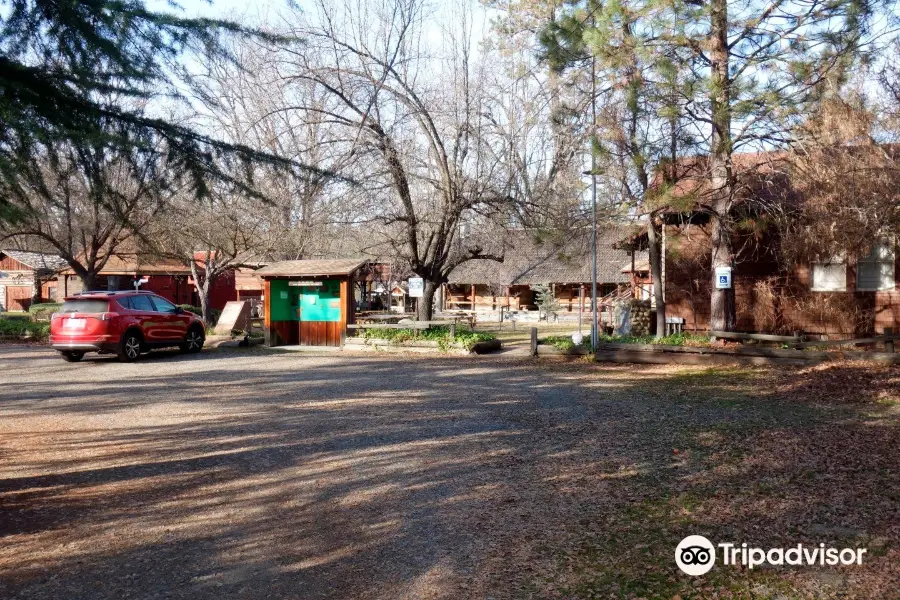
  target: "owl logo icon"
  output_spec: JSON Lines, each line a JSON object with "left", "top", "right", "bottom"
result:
{"left": 675, "top": 535, "right": 716, "bottom": 576}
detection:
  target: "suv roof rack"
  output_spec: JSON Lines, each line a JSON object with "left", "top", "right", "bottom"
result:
{"left": 75, "top": 289, "right": 155, "bottom": 296}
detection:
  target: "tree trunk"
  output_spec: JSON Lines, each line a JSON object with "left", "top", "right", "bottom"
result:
{"left": 647, "top": 215, "right": 666, "bottom": 338}
{"left": 709, "top": 213, "right": 736, "bottom": 331}
{"left": 416, "top": 280, "right": 438, "bottom": 321}
{"left": 708, "top": 0, "right": 736, "bottom": 332}
{"left": 190, "top": 261, "right": 215, "bottom": 326}
{"left": 197, "top": 281, "right": 213, "bottom": 325}
{"left": 31, "top": 277, "right": 42, "bottom": 306}
{"left": 80, "top": 271, "right": 96, "bottom": 291}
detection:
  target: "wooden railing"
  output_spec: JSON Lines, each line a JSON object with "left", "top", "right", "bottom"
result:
{"left": 710, "top": 328, "right": 898, "bottom": 352}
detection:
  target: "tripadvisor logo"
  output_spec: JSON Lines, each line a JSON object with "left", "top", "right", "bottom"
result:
{"left": 675, "top": 535, "right": 716, "bottom": 576}
{"left": 675, "top": 535, "right": 868, "bottom": 576}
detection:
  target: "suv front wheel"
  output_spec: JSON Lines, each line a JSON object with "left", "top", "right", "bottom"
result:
{"left": 118, "top": 332, "right": 142, "bottom": 362}
{"left": 180, "top": 326, "right": 205, "bottom": 353}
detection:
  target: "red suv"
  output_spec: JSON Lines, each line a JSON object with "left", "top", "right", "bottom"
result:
{"left": 50, "top": 291, "right": 206, "bottom": 362}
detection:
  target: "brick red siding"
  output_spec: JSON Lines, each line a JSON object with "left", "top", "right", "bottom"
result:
{"left": 663, "top": 224, "right": 900, "bottom": 335}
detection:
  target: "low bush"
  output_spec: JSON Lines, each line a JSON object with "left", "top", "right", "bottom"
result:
{"left": 595, "top": 331, "right": 712, "bottom": 347}
{"left": 362, "top": 325, "right": 496, "bottom": 351}
{"left": 539, "top": 331, "right": 712, "bottom": 351}
{"left": 0, "top": 317, "right": 50, "bottom": 340}
{"left": 539, "top": 334, "right": 591, "bottom": 351}
{"left": 28, "top": 302, "right": 62, "bottom": 321}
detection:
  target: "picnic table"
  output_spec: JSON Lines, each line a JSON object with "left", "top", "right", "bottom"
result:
{"left": 434, "top": 312, "right": 477, "bottom": 329}
{"left": 355, "top": 314, "right": 406, "bottom": 325}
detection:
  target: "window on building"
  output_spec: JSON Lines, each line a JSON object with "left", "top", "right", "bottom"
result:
{"left": 857, "top": 242, "right": 895, "bottom": 291}
{"left": 811, "top": 261, "right": 847, "bottom": 292}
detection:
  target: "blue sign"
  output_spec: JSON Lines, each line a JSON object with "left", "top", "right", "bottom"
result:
{"left": 715, "top": 266, "right": 732, "bottom": 289}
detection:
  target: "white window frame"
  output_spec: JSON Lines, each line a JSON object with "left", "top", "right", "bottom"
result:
{"left": 811, "top": 260, "right": 847, "bottom": 292}
{"left": 856, "top": 242, "right": 896, "bottom": 292}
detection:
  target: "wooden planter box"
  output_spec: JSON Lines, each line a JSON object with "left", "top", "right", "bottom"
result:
{"left": 535, "top": 344, "right": 591, "bottom": 356}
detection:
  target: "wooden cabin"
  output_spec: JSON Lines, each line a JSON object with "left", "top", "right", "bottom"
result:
{"left": 0, "top": 249, "right": 66, "bottom": 311}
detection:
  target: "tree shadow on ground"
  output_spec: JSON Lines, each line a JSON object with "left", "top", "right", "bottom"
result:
{"left": 0, "top": 348, "right": 897, "bottom": 599}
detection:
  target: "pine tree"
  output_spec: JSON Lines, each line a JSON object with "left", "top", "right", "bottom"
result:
{"left": 0, "top": 0, "right": 317, "bottom": 222}
{"left": 538, "top": 0, "right": 879, "bottom": 331}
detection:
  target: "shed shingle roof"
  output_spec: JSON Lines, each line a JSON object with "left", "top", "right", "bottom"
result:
{"left": 254, "top": 259, "right": 368, "bottom": 278}
{"left": 1, "top": 249, "right": 67, "bottom": 271}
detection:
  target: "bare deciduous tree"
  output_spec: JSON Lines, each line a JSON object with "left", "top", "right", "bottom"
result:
{"left": 275, "top": 0, "right": 515, "bottom": 320}
{"left": 0, "top": 135, "right": 173, "bottom": 289}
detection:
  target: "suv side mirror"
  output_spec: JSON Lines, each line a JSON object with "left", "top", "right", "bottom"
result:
{"left": 173, "top": 306, "right": 184, "bottom": 315}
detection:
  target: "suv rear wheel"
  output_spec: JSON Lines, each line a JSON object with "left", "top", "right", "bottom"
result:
{"left": 62, "top": 351, "right": 85, "bottom": 362}
{"left": 181, "top": 326, "right": 205, "bottom": 353}
{"left": 118, "top": 331, "right": 142, "bottom": 362}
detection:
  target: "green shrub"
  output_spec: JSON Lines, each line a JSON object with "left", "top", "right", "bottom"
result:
{"left": 539, "top": 331, "right": 711, "bottom": 350}
{"left": 28, "top": 302, "right": 62, "bottom": 321}
{"left": 0, "top": 317, "right": 50, "bottom": 340}
{"left": 594, "top": 332, "right": 711, "bottom": 346}
{"left": 362, "top": 325, "right": 496, "bottom": 351}
{"left": 539, "top": 334, "right": 592, "bottom": 351}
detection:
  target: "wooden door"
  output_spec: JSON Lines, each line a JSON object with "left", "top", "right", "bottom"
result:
{"left": 5, "top": 286, "right": 32, "bottom": 311}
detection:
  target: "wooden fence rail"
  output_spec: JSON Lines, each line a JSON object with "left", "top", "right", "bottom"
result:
{"left": 709, "top": 328, "right": 899, "bottom": 351}
{"left": 709, "top": 331, "right": 803, "bottom": 343}
{"left": 347, "top": 320, "right": 461, "bottom": 330}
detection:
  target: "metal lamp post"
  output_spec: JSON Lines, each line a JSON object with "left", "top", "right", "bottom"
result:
{"left": 590, "top": 53, "right": 598, "bottom": 351}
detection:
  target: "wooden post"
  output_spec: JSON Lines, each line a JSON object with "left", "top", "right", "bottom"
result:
{"left": 885, "top": 327, "right": 894, "bottom": 353}
{"left": 530, "top": 326, "right": 538, "bottom": 356}
{"left": 263, "top": 279, "right": 273, "bottom": 346}
{"left": 471, "top": 284, "right": 476, "bottom": 311}
{"left": 450, "top": 323, "right": 456, "bottom": 341}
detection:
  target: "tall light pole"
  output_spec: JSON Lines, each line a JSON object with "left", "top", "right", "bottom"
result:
{"left": 590, "top": 52, "right": 598, "bottom": 351}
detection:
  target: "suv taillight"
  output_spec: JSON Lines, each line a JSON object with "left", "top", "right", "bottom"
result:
{"left": 99, "top": 312, "right": 119, "bottom": 321}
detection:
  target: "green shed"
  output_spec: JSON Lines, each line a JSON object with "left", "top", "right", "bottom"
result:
{"left": 255, "top": 259, "right": 366, "bottom": 347}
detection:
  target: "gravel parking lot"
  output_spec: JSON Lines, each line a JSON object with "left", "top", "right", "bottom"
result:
{"left": 0, "top": 345, "right": 897, "bottom": 599}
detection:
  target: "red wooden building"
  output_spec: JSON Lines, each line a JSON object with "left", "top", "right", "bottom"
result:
{"left": 635, "top": 150, "right": 900, "bottom": 336}
{"left": 0, "top": 250, "right": 67, "bottom": 311}
{"left": 56, "top": 252, "right": 237, "bottom": 311}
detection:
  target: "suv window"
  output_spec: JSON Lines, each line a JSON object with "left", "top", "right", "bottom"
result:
{"left": 60, "top": 299, "right": 109, "bottom": 314}
{"left": 150, "top": 296, "right": 178, "bottom": 314}
{"left": 116, "top": 297, "right": 132, "bottom": 310}
{"left": 129, "top": 295, "right": 155, "bottom": 312}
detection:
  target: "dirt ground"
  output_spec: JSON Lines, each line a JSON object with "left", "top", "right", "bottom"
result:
{"left": 0, "top": 345, "right": 898, "bottom": 599}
